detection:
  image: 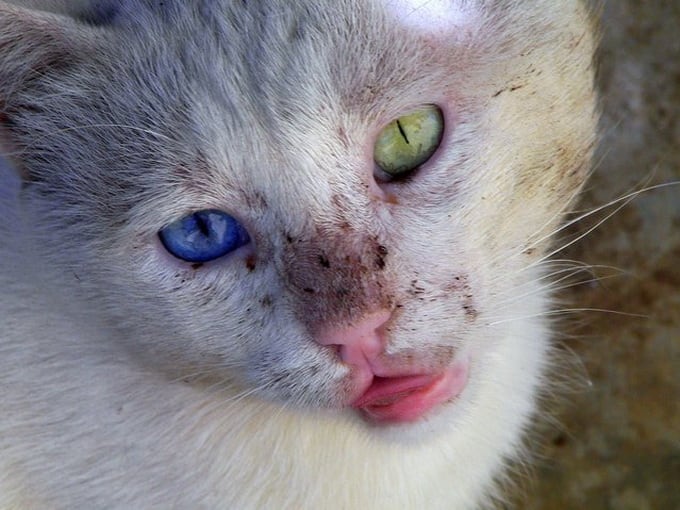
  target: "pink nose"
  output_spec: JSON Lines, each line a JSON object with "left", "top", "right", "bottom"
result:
{"left": 315, "top": 310, "right": 392, "bottom": 369}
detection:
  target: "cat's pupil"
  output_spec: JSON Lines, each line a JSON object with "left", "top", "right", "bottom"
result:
{"left": 195, "top": 215, "right": 211, "bottom": 237}
{"left": 396, "top": 120, "right": 410, "bottom": 144}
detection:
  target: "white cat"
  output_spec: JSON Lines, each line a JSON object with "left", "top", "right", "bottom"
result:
{"left": 0, "top": 1, "right": 597, "bottom": 508}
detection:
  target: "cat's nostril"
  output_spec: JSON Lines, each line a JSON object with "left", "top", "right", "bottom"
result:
{"left": 316, "top": 310, "right": 392, "bottom": 366}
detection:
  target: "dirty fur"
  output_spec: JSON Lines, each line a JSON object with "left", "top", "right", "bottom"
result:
{"left": 0, "top": 1, "right": 597, "bottom": 508}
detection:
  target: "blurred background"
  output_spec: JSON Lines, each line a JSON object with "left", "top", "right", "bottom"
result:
{"left": 524, "top": 1, "right": 680, "bottom": 508}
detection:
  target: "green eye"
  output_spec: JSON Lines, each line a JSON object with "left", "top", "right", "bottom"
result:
{"left": 373, "top": 105, "right": 444, "bottom": 178}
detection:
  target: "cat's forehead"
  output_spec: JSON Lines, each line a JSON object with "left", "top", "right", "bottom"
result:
{"left": 109, "top": 0, "right": 479, "bottom": 30}
{"left": 115, "top": 1, "right": 478, "bottom": 141}
{"left": 163, "top": 0, "right": 477, "bottom": 113}
{"left": 4, "top": 0, "right": 489, "bottom": 230}
{"left": 90, "top": 0, "right": 485, "bottom": 214}
{"left": 102, "top": 0, "right": 480, "bottom": 100}
{"left": 380, "top": 0, "right": 479, "bottom": 33}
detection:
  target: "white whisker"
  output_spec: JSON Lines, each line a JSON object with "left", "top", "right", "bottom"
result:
{"left": 525, "top": 181, "right": 680, "bottom": 271}
{"left": 487, "top": 308, "right": 648, "bottom": 327}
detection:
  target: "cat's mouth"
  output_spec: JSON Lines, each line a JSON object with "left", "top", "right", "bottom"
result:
{"left": 351, "top": 361, "right": 469, "bottom": 423}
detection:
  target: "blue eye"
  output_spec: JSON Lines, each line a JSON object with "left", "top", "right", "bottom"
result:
{"left": 159, "top": 209, "right": 250, "bottom": 263}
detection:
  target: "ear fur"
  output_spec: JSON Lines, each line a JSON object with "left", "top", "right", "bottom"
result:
{"left": 2, "top": 0, "right": 93, "bottom": 15}
{"left": 0, "top": 2, "right": 90, "bottom": 175}
{"left": 0, "top": 3, "right": 89, "bottom": 99}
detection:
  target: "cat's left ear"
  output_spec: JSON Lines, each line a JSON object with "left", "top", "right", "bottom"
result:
{"left": 378, "top": 0, "right": 478, "bottom": 35}
{"left": 0, "top": 3, "right": 92, "bottom": 175}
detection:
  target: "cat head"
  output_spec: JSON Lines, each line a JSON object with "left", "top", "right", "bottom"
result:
{"left": 0, "top": 0, "right": 596, "bottom": 431}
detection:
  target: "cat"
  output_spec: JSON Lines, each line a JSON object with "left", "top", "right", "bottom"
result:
{"left": 0, "top": 1, "right": 597, "bottom": 508}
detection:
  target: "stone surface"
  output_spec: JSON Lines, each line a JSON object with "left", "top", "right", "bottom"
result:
{"left": 520, "top": 1, "right": 680, "bottom": 508}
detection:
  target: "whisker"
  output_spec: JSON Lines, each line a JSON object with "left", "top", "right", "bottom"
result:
{"left": 203, "top": 380, "right": 274, "bottom": 412}
{"left": 496, "top": 275, "right": 618, "bottom": 310}
{"left": 485, "top": 142, "right": 616, "bottom": 270}
{"left": 486, "top": 308, "right": 648, "bottom": 326}
{"left": 491, "top": 261, "right": 626, "bottom": 311}
{"left": 524, "top": 181, "right": 680, "bottom": 271}
{"left": 544, "top": 275, "right": 613, "bottom": 294}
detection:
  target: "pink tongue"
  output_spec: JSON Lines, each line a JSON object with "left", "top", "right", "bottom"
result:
{"left": 352, "top": 372, "right": 459, "bottom": 423}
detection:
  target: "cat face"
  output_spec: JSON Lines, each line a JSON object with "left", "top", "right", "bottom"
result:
{"left": 0, "top": 0, "right": 596, "bottom": 430}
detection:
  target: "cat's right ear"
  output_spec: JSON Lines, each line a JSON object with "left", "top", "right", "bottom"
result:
{"left": 0, "top": 3, "right": 91, "bottom": 177}
{"left": 0, "top": 2, "right": 91, "bottom": 100}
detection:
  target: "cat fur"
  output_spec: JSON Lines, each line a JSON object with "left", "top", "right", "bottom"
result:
{"left": 0, "top": 1, "right": 597, "bottom": 508}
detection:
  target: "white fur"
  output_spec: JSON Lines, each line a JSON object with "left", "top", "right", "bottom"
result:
{"left": 385, "top": 0, "right": 479, "bottom": 34}
{"left": 0, "top": 1, "right": 597, "bottom": 508}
